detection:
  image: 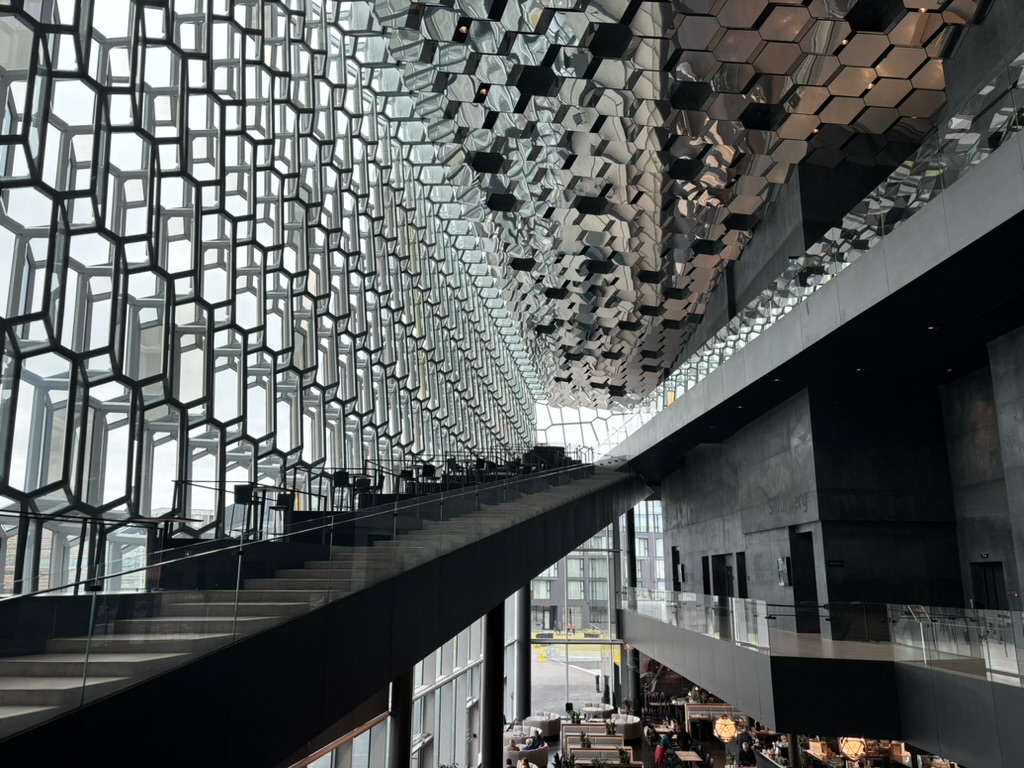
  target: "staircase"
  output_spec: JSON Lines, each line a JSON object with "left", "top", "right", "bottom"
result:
{"left": 0, "top": 463, "right": 631, "bottom": 742}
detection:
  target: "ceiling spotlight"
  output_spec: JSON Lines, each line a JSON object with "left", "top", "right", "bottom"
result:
{"left": 458, "top": 24, "right": 469, "bottom": 34}
{"left": 478, "top": 86, "right": 489, "bottom": 96}
{"left": 841, "top": 38, "right": 849, "bottom": 46}
{"left": 927, "top": 325, "right": 938, "bottom": 330}
{"left": 867, "top": 82, "right": 874, "bottom": 90}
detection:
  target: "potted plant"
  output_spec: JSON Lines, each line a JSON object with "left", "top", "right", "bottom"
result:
{"left": 552, "top": 753, "right": 576, "bottom": 768}
{"left": 604, "top": 719, "right": 617, "bottom": 735}
{"left": 580, "top": 732, "right": 592, "bottom": 749}
{"left": 591, "top": 759, "right": 610, "bottom": 768}
{"left": 725, "top": 753, "right": 736, "bottom": 766}
{"left": 570, "top": 709, "right": 582, "bottom": 725}
{"left": 621, "top": 698, "right": 633, "bottom": 714}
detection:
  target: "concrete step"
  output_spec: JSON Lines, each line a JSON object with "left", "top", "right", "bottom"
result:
{"left": 293, "top": 561, "right": 394, "bottom": 571}
{"left": 156, "top": 600, "right": 308, "bottom": 618}
{"left": 0, "top": 651, "right": 189, "bottom": 678}
{"left": 272, "top": 571, "right": 391, "bottom": 585}
{"left": 0, "top": 675, "right": 130, "bottom": 707}
{"left": 0, "top": 704, "right": 63, "bottom": 741}
{"left": 112, "top": 615, "right": 280, "bottom": 635}
{"left": 46, "top": 633, "right": 234, "bottom": 655}
{"left": 243, "top": 578, "right": 337, "bottom": 591}
{"left": 161, "top": 589, "right": 328, "bottom": 605}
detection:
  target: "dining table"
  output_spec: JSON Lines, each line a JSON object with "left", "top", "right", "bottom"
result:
{"left": 674, "top": 751, "right": 704, "bottom": 762}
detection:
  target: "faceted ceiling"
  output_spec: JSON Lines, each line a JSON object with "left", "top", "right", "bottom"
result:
{"left": 392, "top": 0, "right": 983, "bottom": 407}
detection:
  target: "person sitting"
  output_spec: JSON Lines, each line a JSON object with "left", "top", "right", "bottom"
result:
{"left": 644, "top": 723, "right": 659, "bottom": 744}
{"left": 677, "top": 728, "right": 693, "bottom": 751}
{"left": 507, "top": 738, "right": 520, "bottom": 752}
{"left": 738, "top": 741, "right": 757, "bottom": 767}
{"left": 521, "top": 729, "right": 544, "bottom": 751}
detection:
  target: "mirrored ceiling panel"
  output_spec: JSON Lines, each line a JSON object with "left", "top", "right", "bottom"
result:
{"left": 398, "top": 0, "right": 983, "bottom": 406}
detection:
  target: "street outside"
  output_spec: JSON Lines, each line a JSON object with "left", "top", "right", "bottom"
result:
{"left": 528, "top": 633, "right": 619, "bottom": 715}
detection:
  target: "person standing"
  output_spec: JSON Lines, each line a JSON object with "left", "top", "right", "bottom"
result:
{"left": 738, "top": 741, "right": 757, "bottom": 766}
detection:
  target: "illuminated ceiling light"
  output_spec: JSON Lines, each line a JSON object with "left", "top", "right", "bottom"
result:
{"left": 714, "top": 716, "right": 738, "bottom": 742}
{"left": 478, "top": 86, "right": 489, "bottom": 96}
{"left": 458, "top": 24, "right": 469, "bottom": 34}
{"left": 841, "top": 38, "right": 849, "bottom": 45}
{"left": 839, "top": 738, "right": 866, "bottom": 759}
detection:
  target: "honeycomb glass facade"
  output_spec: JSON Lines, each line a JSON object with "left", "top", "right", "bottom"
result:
{"left": 0, "top": 0, "right": 541, "bottom": 591}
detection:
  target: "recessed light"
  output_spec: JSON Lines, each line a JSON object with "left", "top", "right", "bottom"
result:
{"left": 478, "top": 86, "right": 489, "bottom": 96}
{"left": 458, "top": 24, "right": 469, "bottom": 34}
{"left": 866, "top": 82, "right": 874, "bottom": 90}
{"left": 772, "top": 377, "right": 782, "bottom": 383}
{"left": 927, "top": 325, "right": 939, "bottom": 330}
{"left": 841, "top": 39, "right": 849, "bottom": 46}
{"left": 855, "top": 367, "right": 863, "bottom": 372}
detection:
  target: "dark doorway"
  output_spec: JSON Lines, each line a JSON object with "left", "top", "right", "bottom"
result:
{"left": 531, "top": 606, "right": 557, "bottom": 630}
{"left": 671, "top": 546, "right": 682, "bottom": 592}
{"left": 701, "top": 555, "right": 711, "bottom": 596}
{"left": 790, "top": 529, "right": 820, "bottom": 633}
{"left": 971, "top": 561, "right": 1008, "bottom": 610}
{"left": 736, "top": 552, "right": 748, "bottom": 599}
{"left": 711, "top": 554, "right": 732, "bottom": 598}
{"left": 712, "top": 554, "right": 733, "bottom": 641}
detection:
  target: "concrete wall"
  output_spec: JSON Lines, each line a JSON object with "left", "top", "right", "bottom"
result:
{"left": 809, "top": 386, "right": 963, "bottom": 607}
{"left": 939, "top": 0, "right": 1024, "bottom": 129}
{"left": 941, "top": 367, "right": 1018, "bottom": 604}
{"left": 661, "top": 391, "right": 821, "bottom": 628}
{"left": 661, "top": 382, "right": 970, "bottom": 629}
{"left": 988, "top": 326, "right": 1024, "bottom": 606}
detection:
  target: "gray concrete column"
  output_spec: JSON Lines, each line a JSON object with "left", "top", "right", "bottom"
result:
{"left": 625, "top": 507, "right": 638, "bottom": 607}
{"left": 387, "top": 668, "right": 414, "bottom": 768}
{"left": 622, "top": 508, "right": 642, "bottom": 710}
{"left": 482, "top": 601, "right": 505, "bottom": 763}
{"left": 515, "top": 586, "right": 531, "bottom": 722}
{"left": 787, "top": 734, "right": 801, "bottom": 768}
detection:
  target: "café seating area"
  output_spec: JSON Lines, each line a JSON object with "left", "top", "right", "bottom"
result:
{"left": 502, "top": 732, "right": 549, "bottom": 767}
{"left": 561, "top": 723, "right": 643, "bottom": 767}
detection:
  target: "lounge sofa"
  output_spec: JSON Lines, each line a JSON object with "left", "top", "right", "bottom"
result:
{"left": 523, "top": 712, "right": 561, "bottom": 738}
{"left": 608, "top": 713, "right": 642, "bottom": 740}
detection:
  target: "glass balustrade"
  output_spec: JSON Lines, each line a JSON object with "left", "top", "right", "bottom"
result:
{"left": 624, "top": 587, "right": 1024, "bottom": 686}
{"left": 0, "top": 460, "right": 605, "bottom": 740}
